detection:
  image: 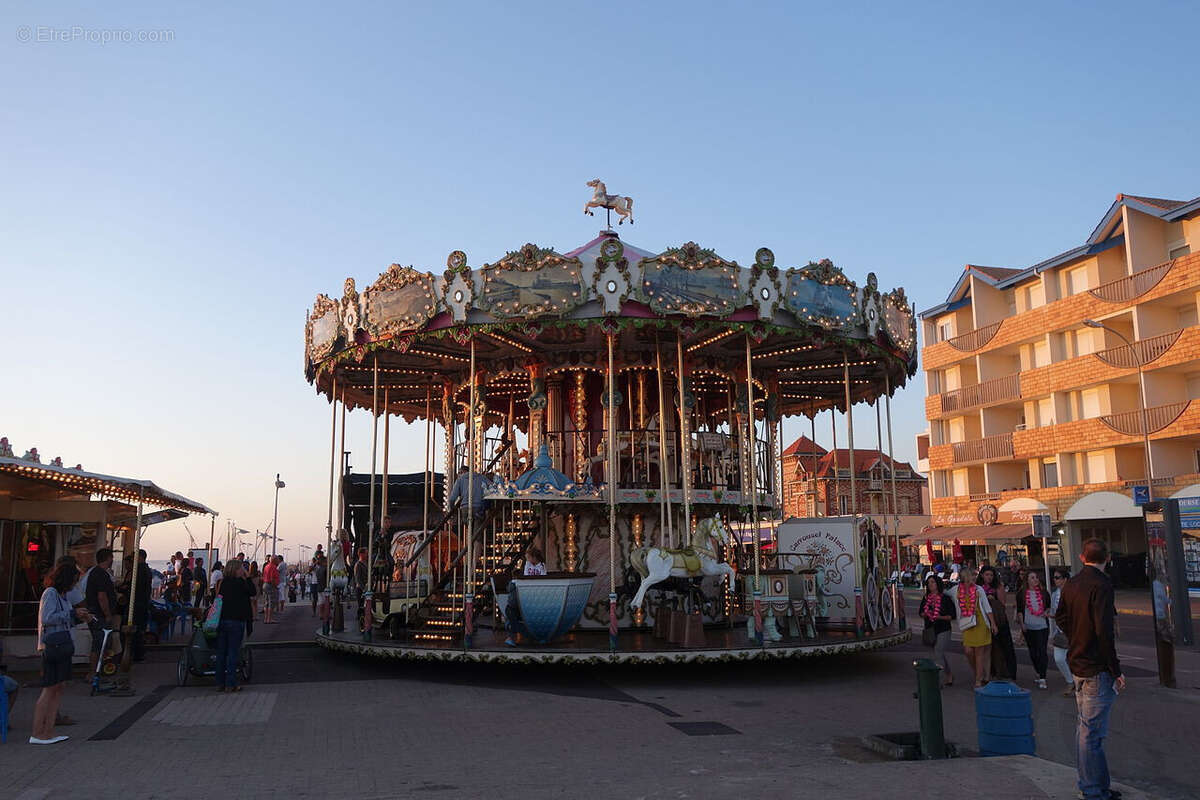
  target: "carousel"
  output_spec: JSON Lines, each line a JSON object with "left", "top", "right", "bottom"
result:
{"left": 305, "top": 183, "right": 918, "bottom": 664}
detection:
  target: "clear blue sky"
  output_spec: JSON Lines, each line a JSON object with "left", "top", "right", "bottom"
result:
{"left": 3, "top": 2, "right": 1198, "bottom": 559}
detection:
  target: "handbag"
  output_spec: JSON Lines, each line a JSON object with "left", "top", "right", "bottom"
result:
{"left": 922, "top": 626, "right": 936, "bottom": 647}
{"left": 202, "top": 596, "right": 223, "bottom": 636}
{"left": 43, "top": 630, "right": 72, "bottom": 647}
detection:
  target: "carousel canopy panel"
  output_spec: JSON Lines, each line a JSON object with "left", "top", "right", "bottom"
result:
{"left": 303, "top": 232, "right": 917, "bottom": 422}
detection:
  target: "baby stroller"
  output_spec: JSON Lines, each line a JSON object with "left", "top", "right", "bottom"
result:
{"left": 176, "top": 617, "right": 253, "bottom": 686}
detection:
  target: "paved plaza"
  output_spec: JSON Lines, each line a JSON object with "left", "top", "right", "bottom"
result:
{"left": 1, "top": 597, "right": 1197, "bottom": 800}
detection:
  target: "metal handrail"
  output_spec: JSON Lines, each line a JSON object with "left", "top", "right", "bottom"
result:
{"left": 1093, "top": 329, "right": 1182, "bottom": 369}
{"left": 940, "top": 373, "right": 1021, "bottom": 412}
{"left": 946, "top": 321, "right": 1003, "bottom": 352}
{"left": 1088, "top": 259, "right": 1173, "bottom": 303}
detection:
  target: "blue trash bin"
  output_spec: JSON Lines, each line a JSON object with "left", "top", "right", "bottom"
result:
{"left": 975, "top": 680, "right": 1035, "bottom": 756}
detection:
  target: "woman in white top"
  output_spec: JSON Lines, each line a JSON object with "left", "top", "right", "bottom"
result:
{"left": 1048, "top": 568, "right": 1075, "bottom": 695}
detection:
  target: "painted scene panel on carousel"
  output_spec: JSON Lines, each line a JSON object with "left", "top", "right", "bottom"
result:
{"left": 309, "top": 303, "right": 340, "bottom": 361}
{"left": 883, "top": 291, "right": 916, "bottom": 353}
{"left": 641, "top": 263, "right": 740, "bottom": 316}
{"left": 480, "top": 266, "right": 587, "bottom": 318}
{"left": 784, "top": 270, "right": 857, "bottom": 329}
{"left": 366, "top": 280, "right": 439, "bottom": 335}
{"left": 775, "top": 518, "right": 859, "bottom": 622}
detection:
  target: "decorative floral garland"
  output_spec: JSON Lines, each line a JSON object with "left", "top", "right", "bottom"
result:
{"left": 921, "top": 592, "right": 943, "bottom": 620}
{"left": 957, "top": 583, "right": 979, "bottom": 619}
{"left": 1025, "top": 588, "right": 1045, "bottom": 617}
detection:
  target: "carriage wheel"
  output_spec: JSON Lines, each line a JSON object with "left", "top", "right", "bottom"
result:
{"left": 865, "top": 572, "right": 881, "bottom": 631}
{"left": 879, "top": 576, "right": 895, "bottom": 627}
{"left": 176, "top": 650, "right": 189, "bottom": 687}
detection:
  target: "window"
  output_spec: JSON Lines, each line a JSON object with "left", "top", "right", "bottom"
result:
{"left": 896, "top": 469, "right": 911, "bottom": 478}
{"left": 869, "top": 495, "right": 880, "bottom": 514}
{"left": 1042, "top": 459, "right": 1058, "bottom": 488}
{"left": 938, "top": 321, "right": 954, "bottom": 342}
{"left": 1081, "top": 387, "right": 1104, "bottom": 419}
{"left": 838, "top": 495, "right": 849, "bottom": 514}
{"left": 837, "top": 468, "right": 851, "bottom": 477}
{"left": 1066, "top": 266, "right": 1090, "bottom": 295}
{"left": 899, "top": 497, "right": 912, "bottom": 514}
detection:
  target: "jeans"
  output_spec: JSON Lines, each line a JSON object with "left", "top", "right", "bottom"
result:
{"left": 932, "top": 630, "right": 952, "bottom": 675}
{"left": 1024, "top": 627, "right": 1049, "bottom": 679}
{"left": 215, "top": 619, "right": 245, "bottom": 688}
{"left": 1053, "top": 646, "right": 1075, "bottom": 688}
{"left": 1075, "top": 671, "right": 1116, "bottom": 799}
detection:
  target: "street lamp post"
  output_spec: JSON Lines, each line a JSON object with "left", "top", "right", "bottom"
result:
{"left": 272, "top": 473, "right": 286, "bottom": 556}
{"left": 1084, "top": 320, "right": 1154, "bottom": 493}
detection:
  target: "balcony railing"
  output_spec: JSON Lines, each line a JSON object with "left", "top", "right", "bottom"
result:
{"left": 1098, "top": 401, "right": 1189, "bottom": 436}
{"left": 951, "top": 432, "right": 1014, "bottom": 465}
{"left": 969, "top": 491, "right": 1001, "bottom": 502}
{"left": 1093, "top": 329, "right": 1182, "bottom": 369}
{"left": 946, "top": 321, "right": 1003, "bottom": 352}
{"left": 1088, "top": 259, "right": 1173, "bottom": 303}
{"left": 940, "top": 373, "right": 1021, "bottom": 413}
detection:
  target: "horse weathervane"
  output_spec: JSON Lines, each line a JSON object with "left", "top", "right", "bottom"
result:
{"left": 584, "top": 179, "right": 634, "bottom": 228}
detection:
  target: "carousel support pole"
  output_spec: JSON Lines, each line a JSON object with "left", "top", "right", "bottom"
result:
{"left": 464, "top": 336, "right": 477, "bottom": 649}
{"left": 676, "top": 337, "right": 691, "bottom": 541}
{"left": 333, "top": 385, "right": 348, "bottom": 633}
{"left": 120, "top": 485, "right": 145, "bottom": 674}
{"left": 608, "top": 331, "right": 619, "bottom": 652}
{"left": 654, "top": 337, "right": 673, "bottom": 548}
{"left": 364, "top": 356, "right": 380, "bottom": 642}
{"left": 206, "top": 513, "right": 215, "bottom": 605}
{"left": 874, "top": 390, "right": 886, "bottom": 557}
{"left": 843, "top": 353, "right": 856, "bottom": 516}
{"left": 326, "top": 376, "right": 338, "bottom": 578}
{"left": 638, "top": 371, "right": 649, "bottom": 486}
{"left": 885, "top": 374, "right": 905, "bottom": 630}
{"left": 380, "top": 387, "right": 390, "bottom": 614}
{"left": 631, "top": 513, "right": 645, "bottom": 626}
{"left": 810, "top": 403, "right": 819, "bottom": 515}
{"left": 746, "top": 334, "right": 762, "bottom": 646}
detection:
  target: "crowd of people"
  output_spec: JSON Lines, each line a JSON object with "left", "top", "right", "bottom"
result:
{"left": 919, "top": 538, "right": 1126, "bottom": 800}
{"left": 7, "top": 545, "right": 333, "bottom": 745}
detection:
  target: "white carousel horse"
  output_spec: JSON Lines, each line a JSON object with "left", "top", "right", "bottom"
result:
{"left": 583, "top": 179, "right": 634, "bottom": 225}
{"left": 630, "top": 517, "right": 736, "bottom": 609}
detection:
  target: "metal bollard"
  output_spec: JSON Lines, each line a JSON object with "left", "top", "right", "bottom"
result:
{"left": 913, "top": 658, "right": 947, "bottom": 759}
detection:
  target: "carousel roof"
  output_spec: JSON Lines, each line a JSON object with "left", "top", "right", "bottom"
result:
{"left": 303, "top": 231, "right": 917, "bottom": 421}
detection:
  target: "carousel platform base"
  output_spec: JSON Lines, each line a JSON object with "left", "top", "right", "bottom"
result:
{"left": 314, "top": 625, "right": 911, "bottom": 665}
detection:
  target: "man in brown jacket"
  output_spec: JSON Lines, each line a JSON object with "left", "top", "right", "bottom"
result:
{"left": 1055, "top": 538, "right": 1126, "bottom": 800}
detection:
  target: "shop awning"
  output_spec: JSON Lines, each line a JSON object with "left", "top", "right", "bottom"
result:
{"left": 0, "top": 456, "right": 215, "bottom": 515}
{"left": 901, "top": 524, "right": 1030, "bottom": 545}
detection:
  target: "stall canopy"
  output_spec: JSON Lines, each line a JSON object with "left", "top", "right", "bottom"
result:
{"left": 902, "top": 524, "right": 1029, "bottom": 545}
{"left": 0, "top": 456, "right": 214, "bottom": 515}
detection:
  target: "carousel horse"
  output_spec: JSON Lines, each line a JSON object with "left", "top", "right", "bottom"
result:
{"left": 630, "top": 517, "right": 736, "bottom": 609}
{"left": 583, "top": 179, "right": 634, "bottom": 225}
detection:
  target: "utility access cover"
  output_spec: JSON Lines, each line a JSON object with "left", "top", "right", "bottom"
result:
{"left": 668, "top": 721, "right": 741, "bottom": 736}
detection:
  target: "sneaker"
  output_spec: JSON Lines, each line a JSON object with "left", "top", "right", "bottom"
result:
{"left": 29, "top": 735, "right": 69, "bottom": 745}
{"left": 1036, "top": 678, "right": 1047, "bottom": 689}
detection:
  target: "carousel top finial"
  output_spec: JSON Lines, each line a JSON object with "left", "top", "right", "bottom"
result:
{"left": 583, "top": 179, "right": 634, "bottom": 229}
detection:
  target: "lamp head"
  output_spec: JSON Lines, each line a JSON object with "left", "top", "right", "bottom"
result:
{"left": 1083, "top": 319, "right": 1103, "bottom": 329}
{"left": 275, "top": 479, "right": 286, "bottom": 489}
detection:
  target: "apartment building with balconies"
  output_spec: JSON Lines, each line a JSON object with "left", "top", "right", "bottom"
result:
{"left": 919, "top": 193, "right": 1200, "bottom": 579}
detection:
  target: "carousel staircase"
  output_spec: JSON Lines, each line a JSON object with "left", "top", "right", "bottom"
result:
{"left": 410, "top": 502, "right": 539, "bottom": 643}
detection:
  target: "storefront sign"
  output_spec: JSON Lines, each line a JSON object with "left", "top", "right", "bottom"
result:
{"left": 1176, "top": 496, "right": 1200, "bottom": 530}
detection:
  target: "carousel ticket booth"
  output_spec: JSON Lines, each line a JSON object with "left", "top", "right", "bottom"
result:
{"left": 0, "top": 449, "right": 214, "bottom": 657}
